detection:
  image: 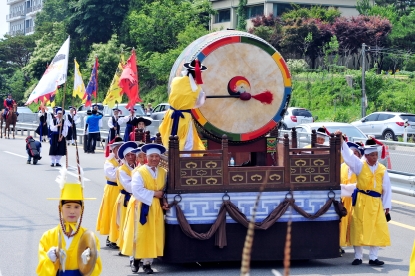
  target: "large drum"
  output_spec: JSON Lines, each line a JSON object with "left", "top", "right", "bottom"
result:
{"left": 169, "top": 30, "right": 292, "bottom": 142}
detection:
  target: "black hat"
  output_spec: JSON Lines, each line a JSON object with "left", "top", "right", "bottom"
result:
{"left": 365, "top": 138, "right": 377, "bottom": 146}
{"left": 183, "top": 59, "right": 208, "bottom": 71}
{"left": 316, "top": 127, "right": 329, "bottom": 137}
{"left": 86, "top": 110, "right": 92, "bottom": 115}
{"left": 135, "top": 117, "right": 152, "bottom": 126}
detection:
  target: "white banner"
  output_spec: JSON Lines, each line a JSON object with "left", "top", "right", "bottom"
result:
{"left": 26, "top": 36, "right": 70, "bottom": 104}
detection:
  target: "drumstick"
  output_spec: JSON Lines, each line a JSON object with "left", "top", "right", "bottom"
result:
{"left": 206, "top": 91, "right": 273, "bottom": 104}
{"left": 206, "top": 95, "right": 240, "bottom": 98}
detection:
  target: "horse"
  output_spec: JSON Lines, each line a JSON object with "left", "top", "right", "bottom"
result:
{"left": 1, "top": 104, "right": 18, "bottom": 139}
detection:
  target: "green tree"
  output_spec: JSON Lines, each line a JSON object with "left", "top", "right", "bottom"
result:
{"left": 281, "top": 5, "right": 341, "bottom": 23}
{"left": 67, "top": 0, "right": 129, "bottom": 46}
{"left": 84, "top": 34, "right": 126, "bottom": 102}
{"left": 127, "top": 0, "right": 214, "bottom": 54}
{"left": 356, "top": 0, "right": 372, "bottom": 15}
{"left": 35, "top": 0, "right": 71, "bottom": 34}
{"left": 237, "top": 0, "right": 247, "bottom": 31}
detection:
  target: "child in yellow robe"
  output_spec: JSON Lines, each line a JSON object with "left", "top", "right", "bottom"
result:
{"left": 37, "top": 182, "right": 102, "bottom": 275}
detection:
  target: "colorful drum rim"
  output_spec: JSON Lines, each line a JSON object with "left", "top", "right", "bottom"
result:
{"left": 169, "top": 30, "right": 292, "bottom": 142}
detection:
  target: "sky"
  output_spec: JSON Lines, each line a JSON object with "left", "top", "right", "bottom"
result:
{"left": 1, "top": 1, "right": 8, "bottom": 38}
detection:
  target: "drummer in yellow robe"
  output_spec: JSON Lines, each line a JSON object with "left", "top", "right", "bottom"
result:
{"left": 96, "top": 137, "right": 123, "bottom": 247}
{"left": 119, "top": 145, "right": 146, "bottom": 272}
{"left": 37, "top": 181, "right": 102, "bottom": 275}
{"left": 130, "top": 143, "right": 169, "bottom": 274}
{"left": 108, "top": 141, "right": 138, "bottom": 250}
{"left": 339, "top": 142, "right": 363, "bottom": 251}
{"left": 159, "top": 59, "right": 207, "bottom": 156}
{"left": 338, "top": 130, "right": 391, "bottom": 266}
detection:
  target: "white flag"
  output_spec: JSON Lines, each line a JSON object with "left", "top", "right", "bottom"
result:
{"left": 26, "top": 37, "right": 70, "bottom": 104}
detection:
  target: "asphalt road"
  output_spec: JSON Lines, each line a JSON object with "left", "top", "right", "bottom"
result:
{"left": 0, "top": 134, "right": 414, "bottom": 276}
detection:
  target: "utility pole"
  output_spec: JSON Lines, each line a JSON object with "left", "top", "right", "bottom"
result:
{"left": 361, "top": 43, "right": 366, "bottom": 118}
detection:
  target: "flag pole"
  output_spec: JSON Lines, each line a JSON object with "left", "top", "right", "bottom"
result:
{"left": 95, "top": 55, "right": 98, "bottom": 105}
{"left": 72, "top": 57, "right": 76, "bottom": 108}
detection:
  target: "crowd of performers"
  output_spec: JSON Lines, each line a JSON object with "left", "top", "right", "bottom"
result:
{"left": 34, "top": 56, "right": 415, "bottom": 274}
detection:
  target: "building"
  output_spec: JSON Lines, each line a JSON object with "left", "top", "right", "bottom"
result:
{"left": 210, "top": 0, "right": 358, "bottom": 30}
{"left": 6, "top": 0, "right": 43, "bottom": 36}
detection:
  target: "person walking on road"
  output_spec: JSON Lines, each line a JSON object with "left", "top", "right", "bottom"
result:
{"left": 337, "top": 130, "right": 391, "bottom": 266}
{"left": 86, "top": 109, "right": 103, "bottom": 153}
{"left": 49, "top": 107, "right": 69, "bottom": 167}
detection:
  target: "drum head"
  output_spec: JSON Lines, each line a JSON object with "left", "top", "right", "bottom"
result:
{"left": 169, "top": 30, "right": 291, "bottom": 142}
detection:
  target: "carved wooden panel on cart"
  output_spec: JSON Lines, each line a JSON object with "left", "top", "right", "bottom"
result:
{"left": 179, "top": 159, "right": 223, "bottom": 187}
{"left": 229, "top": 167, "right": 284, "bottom": 188}
{"left": 289, "top": 156, "right": 330, "bottom": 184}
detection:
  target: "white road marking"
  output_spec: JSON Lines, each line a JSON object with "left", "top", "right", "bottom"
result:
{"left": 4, "top": 151, "right": 90, "bottom": 181}
{"left": 4, "top": 151, "right": 26, "bottom": 158}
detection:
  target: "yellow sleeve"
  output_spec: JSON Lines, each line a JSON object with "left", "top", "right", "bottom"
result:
{"left": 91, "top": 234, "right": 103, "bottom": 275}
{"left": 36, "top": 231, "right": 59, "bottom": 276}
{"left": 410, "top": 240, "right": 415, "bottom": 276}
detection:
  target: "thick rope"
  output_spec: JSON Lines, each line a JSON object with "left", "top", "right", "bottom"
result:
{"left": 168, "top": 196, "right": 343, "bottom": 249}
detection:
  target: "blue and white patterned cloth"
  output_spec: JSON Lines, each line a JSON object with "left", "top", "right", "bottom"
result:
{"left": 165, "top": 190, "right": 341, "bottom": 225}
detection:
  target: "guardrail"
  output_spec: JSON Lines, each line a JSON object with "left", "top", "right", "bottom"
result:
{"left": 389, "top": 172, "right": 415, "bottom": 197}
{"left": 13, "top": 119, "right": 161, "bottom": 146}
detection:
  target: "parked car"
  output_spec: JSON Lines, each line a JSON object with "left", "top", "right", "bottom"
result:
{"left": 351, "top": 112, "right": 415, "bottom": 141}
{"left": 293, "top": 122, "right": 388, "bottom": 166}
{"left": 150, "top": 103, "right": 170, "bottom": 120}
{"left": 294, "top": 122, "right": 368, "bottom": 147}
{"left": 280, "top": 107, "right": 313, "bottom": 130}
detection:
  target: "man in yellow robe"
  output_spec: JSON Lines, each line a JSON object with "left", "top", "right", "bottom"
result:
{"left": 37, "top": 182, "right": 102, "bottom": 275}
{"left": 338, "top": 131, "right": 391, "bottom": 266}
{"left": 96, "top": 137, "right": 123, "bottom": 246}
{"left": 120, "top": 145, "right": 146, "bottom": 272}
{"left": 130, "top": 143, "right": 169, "bottom": 274}
{"left": 108, "top": 141, "right": 138, "bottom": 250}
{"left": 159, "top": 59, "right": 207, "bottom": 156}
{"left": 340, "top": 142, "right": 363, "bottom": 251}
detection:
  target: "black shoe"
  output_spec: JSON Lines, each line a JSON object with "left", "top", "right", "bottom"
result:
{"left": 55, "top": 163, "right": 62, "bottom": 167}
{"left": 106, "top": 237, "right": 111, "bottom": 247}
{"left": 352, "top": 259, "right": 362, "bottom": 265}
{"left": 340, "top": 247, "right": 345, "bottom": 254}
{"left": 51, "top": 164, "right": 55, "bottom": 167}
{"left": 27, "top": 160, "right": 31, "bottom": 164}
{"left": 143, "top": 264, "right": 153, "bottom": 274}
{"left": 131, "top": 259, "right": 140, "bottom": 273}
{"left": 109, "top": 243, "right": 119, "bottom": 249}
{"left": 369, "top": 259, "right": 384, "bottom": 266}
{"left": 33, "top": 159, "right": 38, "bottom": 165}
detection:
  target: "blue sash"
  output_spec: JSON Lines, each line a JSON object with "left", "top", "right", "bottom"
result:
{"left": 123, "top": 124, "right": 132, "bottom": 142}
{"left": 106, "top": 180, "right": 117, "bottom": 186}
{"left": 56, "top": 269, "right": 82, "bottom": 276}
{"left": 169, "top": 106, "right": 191, "bottom": 136}
{"left": 352, "top": 188, "right": 381, "bottom": 206}
{"left": 120, "top": 189, "right": 131, "bottom": 207}
{"left": 140, "top": 203, "right": 150, "bottom": 225}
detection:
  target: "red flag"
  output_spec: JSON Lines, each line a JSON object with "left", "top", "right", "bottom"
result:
{"left": 119, "top": 50, "right": 141, "bottom": 109}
